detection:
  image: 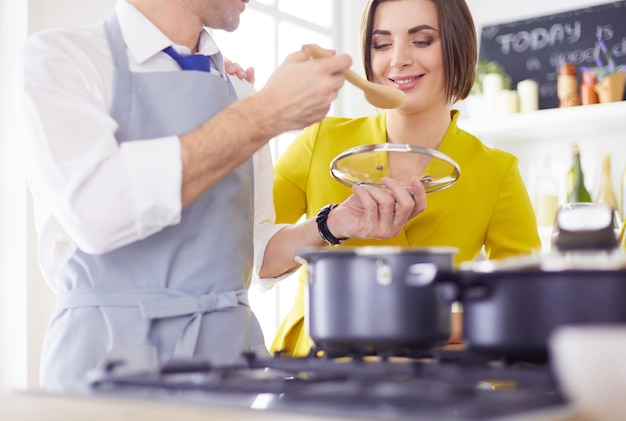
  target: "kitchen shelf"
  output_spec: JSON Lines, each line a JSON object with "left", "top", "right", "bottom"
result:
{"left": 456, "top": 100, "right": 626, "bottom": 144}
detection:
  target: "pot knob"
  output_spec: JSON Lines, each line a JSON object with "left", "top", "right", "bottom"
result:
{"left": 406, "top": 264, "right": 462, "bottom": 303}
{"left": 405, "top": 263, "right": 438, "bottom": 286}
{"left": 376, "top": 259, "right": 393, "bottom": 285}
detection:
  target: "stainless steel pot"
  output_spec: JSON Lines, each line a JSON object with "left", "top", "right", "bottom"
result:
{"left": 296, "top": 246, "right": 458, "bottom": 356}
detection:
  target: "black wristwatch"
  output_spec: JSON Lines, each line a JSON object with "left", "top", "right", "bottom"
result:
{"left": 316, "top": 204, "right": 349, "bottom": 246}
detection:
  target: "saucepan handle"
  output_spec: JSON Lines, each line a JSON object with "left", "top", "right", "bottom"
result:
{"left": 404, "top": 263, "right": 462, "bottom": 303}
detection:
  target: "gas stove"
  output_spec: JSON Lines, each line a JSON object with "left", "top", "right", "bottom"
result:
{"left": 87, "top": 348, "right": 569, "bottom": 421}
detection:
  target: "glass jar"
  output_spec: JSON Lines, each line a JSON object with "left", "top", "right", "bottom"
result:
{"left": 580, "top": 71, "right": 599, "bottom": 105}
{"left": 557, "top": 63, "right": 580, "bottom": 107}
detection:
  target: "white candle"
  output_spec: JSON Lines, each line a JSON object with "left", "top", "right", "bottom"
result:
{"left": 482, "top": 73, "right": 504, "bottom": 95}
{"left": 481, "top": 73, "right": 504, "bottom": 117}
{"left": 495, "top": 89, "right": 519, "bottom": 115}
{"left": 517, "top": 79, "right": 539, "bottom": 112}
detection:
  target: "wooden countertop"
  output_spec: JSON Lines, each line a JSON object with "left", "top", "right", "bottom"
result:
{"left": 0, "top": 391, "right": 355, "bottom": 421}
{"left": 0, "top": 390, "right": 590, "bottom": 421}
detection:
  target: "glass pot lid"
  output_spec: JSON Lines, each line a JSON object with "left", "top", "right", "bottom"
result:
{"left": 330, "top": 143, "right": 460, "bottom": 193}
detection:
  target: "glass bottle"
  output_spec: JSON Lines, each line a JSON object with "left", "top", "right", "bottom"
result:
{"left": 565, "top": 166, "right": 574, "bottom": 200}
{"left": 567, "top": 144, "right": 591, "bottom": 203}
{"left": 595, "top": 153, "right": 618, "bottom": 212}
{"left": 535, "top": 157, "right": 559, "bottom": 226}
{"left": 580, "top": 70, "right": 599, "bottom": 106}
{"left": 557, "top": 63, "right": 580, "bottom": 108}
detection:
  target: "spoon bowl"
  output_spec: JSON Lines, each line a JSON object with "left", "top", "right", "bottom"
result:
{"left": 302, "top": 44, "right": 406, "bottom": 109}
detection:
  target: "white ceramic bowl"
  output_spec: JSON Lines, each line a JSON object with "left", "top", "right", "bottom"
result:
{"left": 550, "top": 325, "right": 626, "bottom": 421}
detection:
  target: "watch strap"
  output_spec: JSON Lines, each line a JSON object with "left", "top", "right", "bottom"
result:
{"left": 316, "top": 204, "right": 349, "bottom": 246}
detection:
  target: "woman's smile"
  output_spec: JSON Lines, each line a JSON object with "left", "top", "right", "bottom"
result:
{"left": 389, "top": 75, "right": 424, "bottom": 90}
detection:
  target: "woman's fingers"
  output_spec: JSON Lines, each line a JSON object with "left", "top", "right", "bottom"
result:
{"left": 340, "top": 176, "right": 428, "bottom": 240}
{"left": 362, "top": 183, "right": 397, "bottom": 230}
{"left": 224, "top": 59, "right": 256, "bottom": 84}
{"left": 408, "top": 176, "right": 427, "bottom": 217}
{"left": 245, "top": 67, "right": 255, "bottom": 84}
{"left": 347, "top": 177, "right": 424, "bottom": 238}
{"left": 381, "top": 177, "right": 421, "bottom": 227}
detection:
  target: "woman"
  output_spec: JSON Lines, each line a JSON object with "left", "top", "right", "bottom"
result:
{"left": 269, "top": 0, "right": 541, "bottom": 357}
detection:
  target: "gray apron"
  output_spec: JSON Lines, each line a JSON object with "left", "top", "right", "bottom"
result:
{"left": 40, "top": 13, "right": 267, "bottom": 391}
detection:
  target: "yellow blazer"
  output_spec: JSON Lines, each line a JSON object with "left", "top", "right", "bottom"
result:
{"left": 270, "top": 111, "right": 541, "bottom": 356}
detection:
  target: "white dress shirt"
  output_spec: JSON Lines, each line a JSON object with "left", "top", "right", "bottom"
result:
{"left": 15, "top": 0, "right": 286, "bottom": 291}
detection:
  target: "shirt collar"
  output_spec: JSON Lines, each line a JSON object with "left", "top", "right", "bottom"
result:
{"left": 114, "top": 0, "right": 220, "bottom": 64}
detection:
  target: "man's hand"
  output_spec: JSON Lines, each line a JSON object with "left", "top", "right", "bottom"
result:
{"left": 255, "top": 49, "right": 352, "bottom": 134}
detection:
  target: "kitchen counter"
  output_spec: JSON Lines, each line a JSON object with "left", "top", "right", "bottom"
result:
{"left": 0, "top": 390, "right": 590, "bottom": 421}
{"left": 0, "top": 390, "right": 357, "bottom": 421}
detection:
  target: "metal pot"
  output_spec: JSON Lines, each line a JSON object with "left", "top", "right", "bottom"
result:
{"left": 419, "top": 253, "right": 626, "bottom": 361}
{"left": 296, "top": 246, "right": 458, "bottom": 356}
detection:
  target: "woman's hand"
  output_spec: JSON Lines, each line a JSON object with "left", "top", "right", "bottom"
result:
{"left": 224, "top": 59, "right": 255, "bottom": 84}
{"left": 327, "top": 176, "right": 427, "bottom": 240}
{"left": 261, "top": 176, "right": 425, "bottom": 279}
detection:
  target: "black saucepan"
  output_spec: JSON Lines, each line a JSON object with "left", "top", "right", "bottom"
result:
{"left": 296, "top": 246, "right": 458, "bottom": 356}
{"left": 410, "top": 254, "right": 626, "bottom": 362}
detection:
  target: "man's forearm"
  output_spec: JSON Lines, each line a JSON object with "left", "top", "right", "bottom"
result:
{"left": 179, "top": 93, "right": 280, "bottom": 208}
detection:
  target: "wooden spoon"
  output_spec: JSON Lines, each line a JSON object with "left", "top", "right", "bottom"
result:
{"left": 302, "top": 44, "right": 406, "bottom": 109}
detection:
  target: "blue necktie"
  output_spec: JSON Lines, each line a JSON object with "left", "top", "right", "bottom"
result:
{"left": 163, "top": 46, "right": 211, "bottom": 72}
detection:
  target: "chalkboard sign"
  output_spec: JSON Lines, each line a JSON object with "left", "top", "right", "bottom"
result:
{"left": 479, "top": 1, "right": 626, "bottom": 109}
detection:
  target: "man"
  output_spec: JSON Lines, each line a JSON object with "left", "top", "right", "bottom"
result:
{"left": 15, "top": 0, "right": 425, "bottom": 391}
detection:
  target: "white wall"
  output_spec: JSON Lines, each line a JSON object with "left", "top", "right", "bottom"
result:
{"left": 28, "top": 0, "right": 116, "bottom": 29}
{"left": 0, "top": 0, "right": 29, "bottom": 392}
{"left": 338, "top": 0, "right": 375, "bottom": 118}
{"left": 0, "top": 0, "right": 117, "bottom": 391}
{"left": 466, "top": 0, "right": 613, "bottom": 27}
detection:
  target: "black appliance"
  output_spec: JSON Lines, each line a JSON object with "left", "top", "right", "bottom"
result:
{"left": 87, "top": 348, "right": 570, "bottom": 421}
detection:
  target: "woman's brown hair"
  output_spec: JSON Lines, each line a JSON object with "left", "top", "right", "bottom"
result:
{"left": 360, "top": 0, "right": 477, "bottom": 103}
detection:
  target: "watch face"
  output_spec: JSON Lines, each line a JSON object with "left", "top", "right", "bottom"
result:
{"left": 330, "top": 143, "right": 460, "bottom": 193}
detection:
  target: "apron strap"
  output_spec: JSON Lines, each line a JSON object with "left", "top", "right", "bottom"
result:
{"left": 57, "top": 288, "right": 249, "bottom": 359}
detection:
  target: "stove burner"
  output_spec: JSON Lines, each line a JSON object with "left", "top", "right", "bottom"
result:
{"left": 89, "top": 349, "right": 567, "bottom": 421}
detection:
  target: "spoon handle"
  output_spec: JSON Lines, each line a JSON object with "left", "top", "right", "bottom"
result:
{"left": 302, "top": 44, "right": 405, "bottom": 109}
{"left": 302, "top": 44, "right": 369, "bottom": 90}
